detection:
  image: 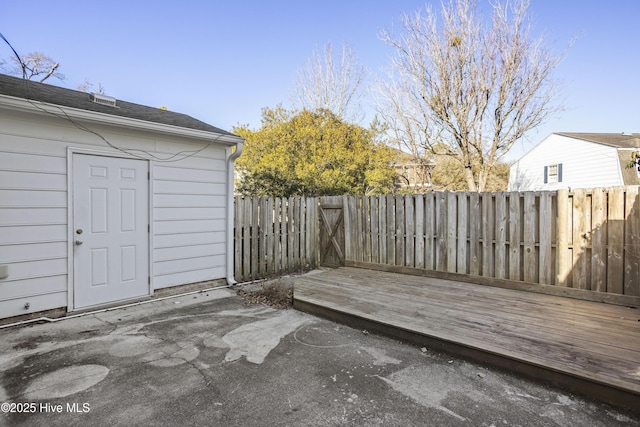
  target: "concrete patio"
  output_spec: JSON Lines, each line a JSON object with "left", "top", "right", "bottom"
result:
{"left": 0, "top": 283, "right": 637, "bottom": 426}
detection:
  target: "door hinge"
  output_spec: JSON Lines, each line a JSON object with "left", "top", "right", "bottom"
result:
{"left": 148, "top": 224, "right": 150, "bottom": 232}
{"left": 148, "top": 171, "right": 150, "bottom": 180}
{"left": 148, "top": 276, "right": 151, "bottom": 285}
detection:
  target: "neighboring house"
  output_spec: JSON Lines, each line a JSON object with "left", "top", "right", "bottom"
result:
{"left": 0, "top": 73, "right": 244, "bottom": 321}
{"left": 508, "top": 132, "right": 640, "bottom": 191}
{"left": 392, "top": 150, "right": 436, "bottom": 192}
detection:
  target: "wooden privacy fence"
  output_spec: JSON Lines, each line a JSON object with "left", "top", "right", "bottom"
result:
{"left": 233, "top": 188, "right": 639, "bottom": 304}
{"left": 234, "top": 196, "right": 319, "bottom": 282}
{"left": 344, "top": 187, "right": 640, "bottom": 301}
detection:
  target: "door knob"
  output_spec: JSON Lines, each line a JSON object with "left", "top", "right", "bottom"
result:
{"left": 76, "top": 229, "right": 83, "bottom": 234}
{"left": 75, "top": 240, "right": 83, "bottom": 246}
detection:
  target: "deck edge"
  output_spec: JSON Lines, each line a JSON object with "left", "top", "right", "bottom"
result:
{"left": 346, "top": 261, "right": 640, "bottom": 308}
{"left": 293, "top": 296, "right": 640, "bottom": 416}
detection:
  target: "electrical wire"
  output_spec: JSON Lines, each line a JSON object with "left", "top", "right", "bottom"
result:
{"left": 1, "top": 32, "right": 224, "bottom": 162}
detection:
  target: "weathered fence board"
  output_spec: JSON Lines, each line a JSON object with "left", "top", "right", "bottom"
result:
{"left": 625, "top": 187, "right": 640, "bottom": 296}
{"left": 234, "top": 196, "right": 318, "bottom": 282}
{"left": 234, "top": 187, "right": 639, "bottom": 303}
{"left": 341, "top": 188, "right": 639, "bottom": 301}
{"left": 319, "top": 196, "right": 344, "bottom": 267}
{"left": 539, "top": 192, "right": 553, "bottom": 285}
{"left": 508, "top": 192, "right": 521, "bottom": 281}
{"left": 608, "top": 188, "right": 625, "bottom": 294}
{"left": 522, "top": 192, "right": 536, "bottom": 283}
{"left": 591, "top": 190, "right": 607, "bottom": 292}
{"left": 494, "top": 193, "right": 506, "bottom": 279}
{"left": 456, "top": 193, "right": 467, "bottom": 274}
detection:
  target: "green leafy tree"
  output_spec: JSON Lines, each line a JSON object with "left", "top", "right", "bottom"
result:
{"left": 234, "top": 107, "right": 396, "bottom": 197}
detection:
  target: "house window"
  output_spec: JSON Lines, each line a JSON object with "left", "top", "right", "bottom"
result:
{"left": 544, "top": 163, "right": 562, "bottom": 184}
{"left": 547, "top": 164, "right": 559, "bottom": 183}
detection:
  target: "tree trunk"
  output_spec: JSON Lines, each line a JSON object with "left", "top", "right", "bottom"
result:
{"left": 477, "top": 168, "right": 488, "bottom": 192}
{"left": 464, "top": 167, "right": 477, "bottom": 192}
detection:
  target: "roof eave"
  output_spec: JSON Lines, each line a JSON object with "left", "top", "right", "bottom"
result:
{"left": 0, "top": 93, "right": 244, "bottom": 146}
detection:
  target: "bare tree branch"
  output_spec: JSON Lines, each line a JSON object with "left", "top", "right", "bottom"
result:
{"left": 293, "top": 41, "right": 366, "bottom": 121}
{"left": 9, "top": 52, "right": 65, "bottom": 83}
{"left": 77, "top": 79, "right": 106, "bottom": 94}
{"left": 376, "top": 0, "right": 566, "bottom": 191}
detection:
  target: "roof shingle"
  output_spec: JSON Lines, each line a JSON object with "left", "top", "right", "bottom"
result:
{"left": 0, "top": 73, "right": 235, "bottom": 136}
{"left": 556, "top": 132, "right": 640, "bottom": 149}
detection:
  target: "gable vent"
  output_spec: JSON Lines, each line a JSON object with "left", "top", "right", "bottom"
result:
{"left": 91, "top": 93, "right": 117, "bottom": 107}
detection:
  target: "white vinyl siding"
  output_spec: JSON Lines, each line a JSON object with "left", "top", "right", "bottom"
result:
{"left": 0, "top": 106, "right": 230, "bottom": 319}
{"left": 509, "top": 134, "right": 624, "bottom": 191}
{"left": 0, "top": 124, "right": 69, "bottom": 318}
{"left": 153, "top": 161, "right": 227, "bottom": 289}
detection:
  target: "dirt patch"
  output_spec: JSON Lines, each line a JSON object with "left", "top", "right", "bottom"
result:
{"left": 237, "top": 279, "right": 293, "bottom": 310}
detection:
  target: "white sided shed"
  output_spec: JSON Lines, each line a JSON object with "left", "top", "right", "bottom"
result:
{"left": 0, "top": 73, "right": 244, "bottom": 321}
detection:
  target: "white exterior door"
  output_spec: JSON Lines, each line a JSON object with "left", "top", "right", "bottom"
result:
{"left": 73, "top": 154, "right": 150, "bottom": 309}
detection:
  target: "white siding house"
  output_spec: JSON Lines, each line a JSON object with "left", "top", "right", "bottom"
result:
{"left": 0, "top": 74, "right": 244, "bottom": 321}
{"left": 508, "top": 133, "right": 640, "bottom": 191}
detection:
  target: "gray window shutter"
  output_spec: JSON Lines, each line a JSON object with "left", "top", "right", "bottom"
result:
{"left": 543, "top": 166, "right": 548, "bottom": 183}
{"left": 558, "top": 163, "right": 563, "bottom": 182}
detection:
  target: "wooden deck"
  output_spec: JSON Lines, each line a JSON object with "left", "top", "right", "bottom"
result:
{"left": 293, "top": 267, "right": 640, "bottom": 413}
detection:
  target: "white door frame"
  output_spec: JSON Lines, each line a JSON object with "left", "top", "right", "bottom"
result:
{"left": 67, "top": 147, "right": 153, "bottom": 312}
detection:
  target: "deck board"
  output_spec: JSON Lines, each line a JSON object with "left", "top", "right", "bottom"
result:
{"left": 293, "top": 267, "right": 640, "bottom": 411}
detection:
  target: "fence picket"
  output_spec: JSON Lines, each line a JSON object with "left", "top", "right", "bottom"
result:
{"left": 556, "top": 190, "right": 570, "bottom": 287}
{"left": 364, "top": 196, "right": 372, "bottom": 263}
{"left": 608, "top": 188, "right": 625, "bottom": 294}
{"left": 494, "top": 193, "right": 507, "bottom": 279}
{"left": 395, "top": 195, "right": 405, "bottom": 266}
{"left": 371, "top": 196, "right": 379, "bottom": 264}
{"left": 287, "top": 197, "right": 294, "bottom": 270}
{"left": 572, "top": 190, "right": 588, "bottom": 289}
{"left": 435, "top": 192, "right": 448, "bottom": 271}
{"left": 539, "top": 192, "right": 553, "bottom": 285}
{"left": 624, "top": 187, "right": 640, "bottom": 296}
{"left": 266, "top": 197, "right": 275, "bottom": 275}
{"left": 415, "top": 195, "right": 425, "bottom": 269}
{"left": 456, "top": 193, "right": 468, "bottom": 274}
{"left": 379, "top": 196, "right": 388, "bottom": 265}
{"left": 523, "top": 192, "right": 536, "bottom": 283}
{"left": 508, "top": 193, "right": 521, "bottom": 281}
{"left": 405, "top": 195, "right": 415, "bottom": 268}
{"left": 481, "top": 193, "right": 494, "bottom": 277}
{"left": 232, "top": 188, "right": 638, "bottom": 302}
{"left": 591, "top": 189, "right": 607, "bottom": 292}
{"left": 356, "top": 197, "right": 364, "bottom": 263}
{"left": 424, "top": 193, "right": 435, "bottom": 270}
{"left": 446, "top": 192, "right": 457, "bottom": 273}
{"left": 386, "top": 195, "right": 395, "bottom": 265}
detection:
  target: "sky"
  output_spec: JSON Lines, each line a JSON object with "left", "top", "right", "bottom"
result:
{"left": 1, "top": 0, "right": 639, "bottom": 161}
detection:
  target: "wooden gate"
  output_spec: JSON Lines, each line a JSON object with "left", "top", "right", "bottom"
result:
{"left": 319, "top": 196, "right": 345, "bottom": 267}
